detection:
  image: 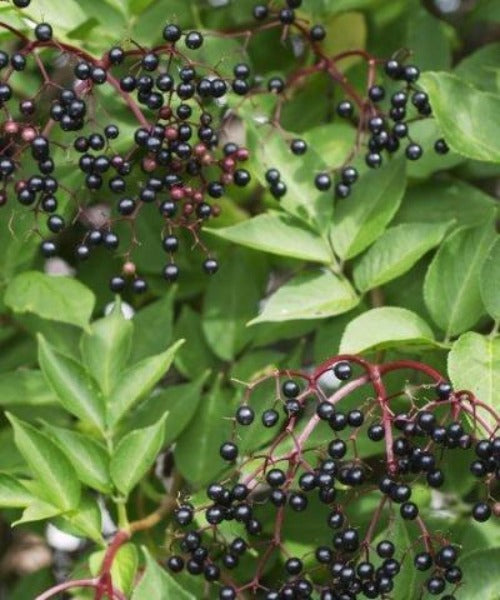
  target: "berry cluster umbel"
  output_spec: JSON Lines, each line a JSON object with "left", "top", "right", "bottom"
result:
{"left": 166, "top": 355, "right": 499, "bottom": 599}
{"left": 1, "top": 0, "right": 449, "bottom": 293}
{"left": 0, "top": 15, "right": 254, "bottom": 292}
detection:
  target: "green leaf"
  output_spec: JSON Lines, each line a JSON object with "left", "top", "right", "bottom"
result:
{"left": 340, "top": 307, "right": 438, "bottom": 354}
{"left": 6, "top": 413, "right": 81, "bottom": 511}
{"left": 173, "top": 307, "right": 219, "bottom": 380}
{"left": 58, "top": 495, "right": 103, "bottom": 544}
{"left": 249, "top": 270, "right": 359, "bottom": 324}
{"left": 406, "top": 4, "right": 451, "bottom": 71}
{"left": 420, "top": 72, "right": 500, "bottom": 163}
{"left": 91, "top": 544, "right": 138, "bottom": 596}
{"left": 175, "top": 377, "right": 232, "bottom": 486}
{"left": 5, "top": 272, "right": 95, "bottom": 330}
{"left": 457, "top": 547, "right": 500, "bottom": 599}
{"left": 448, "top": 332, "right": 500, "bottom": 414}
{"left": 0, "top": 474, "right": 35, "bottom": 507}
{"left": 132, "top": 547, "right": 195, "bottom": 600}
{"left": 330, "top": 158, "right": 406, "bottom": 259}
{"left": 80, "top": 300, "right": 133, "bottom": 396}
{"left": 110, "top": 417, "right": 167, "bottom": 496}
{"left": 14, "top": 500, "right": 62, "bottom": 526}
{"left": 23, "top": 0, "right": 88, "bottom": 32}
{"left": 353, "top": 222, "right": 451, "bottom": 293}
{"left": 248, "top": 127, "right": 332, "bottom": 232}
{"left": 424, "top": 220, "right": 497, "bottom": 338}
{"left": 38, "top": 335, "right": 105, "bottom": 431}
{"left": 395, "top": 179, "right": 497, "bottom": 229}
{"left": 206, "top": 212, "right": 333, "bottom": 264}
{"left": 130, "top": 288, "right": 175, "bottom": 363}
{"left": 42, "top": 424, "right": 111, "bottom": 493}
{"left": 0, "top": 370, "right": 55, "bottom": 406}
{"left": 202, "top": 249, "right": 264, "bottom": 361}
{"left": 454, "top": 43, "right": 500, "bottom": 94}
{"left": 107, "top": 339, "right": 184, "bottom": 428}
{"left": 129, "top": 374, "right": 209, "bottom": 448}
{"left": 480, "top": 238, "right": 500, "bottom": 320}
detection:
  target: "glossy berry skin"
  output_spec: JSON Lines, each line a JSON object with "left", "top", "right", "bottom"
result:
{"left": 315, "top": 173, "right": 331, "bottom": 191}
{"left": 434, "top": 138, "right": 449, "bottom": 154}
{"left": 35, "top": 23, "right": 53, "bottom": 41}
{"left": 14, "top": 0, "right": 31, "bottom": 7}
{"left": 337, "top": 100, "right": 354, "bottom": 118}
{"left": 291, "top": 139, "right": 307, "bottom": 155}
{"left": 473, "top": 502, "right": 491, "bottom": 522}
{"left": 253, "top": 5, "right": 268, "bottom": 19}
{"left": 365, "top": 152, "right": 382, "bottom": 168}
{"left": 310, "top": 25, "right": 326, "bottom": 41}
{"left": 282, "top": 380, "right": 300, "bottom": 398}
{"left": 220, "top": 442, "right": 238, "bottom": 461}
{"left": 185, "top": 31, "right": 203, "bottom": 49}
{"left": 334, "top": 361, "right": 352, "bottom": 381}
{"left": 236, "top": 406, "right": 254, "bottom": 426}
{"left": 405, "top": 143, "right": 423, "bottom": 161}
{"left": 203, "top": 258, "right": 219, "bottom": 275}
{"left": 262, "top": 409, "right": 279, "bottom": 427}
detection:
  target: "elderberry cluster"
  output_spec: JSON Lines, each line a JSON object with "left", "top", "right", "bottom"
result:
{"left": 0, "top": 17, "right": 256, "bottom": 292}
{"left": 250, "top": 1, "right": 448, "bottom": 201}
{"left": 165, "top": 358, "right": 498, "bottom": 599}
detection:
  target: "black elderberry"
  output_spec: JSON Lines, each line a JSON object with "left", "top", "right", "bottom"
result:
{"left": 219, "top": 587, "right": 236, "bottom": 600}
{"left": 47, "top": 215, "right": 64, "bottom": 233}
{"left": 405, "top": 143, "right": 423, "bottom": 161}
{"left": 282, "top": 380, "right": 300, "bottom": 398}
{"left": 91, "top": 66, "right": 107, "bottom": 84}
{"left": 472, "top": 501, "right": 491, "bottom": 522}
{"left": 328, "top": 439, "right": 347, "bottom": 459}
{"left": 285, "top": 557, "right": 302, "bottom": 575}
{"left": 310, "top": 24, "right": 326, "bottom": 41}
{"left": 376, "top": 540, "right": 394, "bottom": 558}
{"left": 185, "top": 31, "right": 203, "bottom": 49}
{"left": 268, "top": 77, "right": 285, "bottom": 93}
{"left": 220, "top": 442, "right": 238, "bottom": 461}
{"left": 236, "top": 406, "right": 254, "bottom": 426}
{"left": 317, "top": 401, "right": 335, "bottom": 421}
{"left": 39, "top": 238, "right": 57, "bottom": 258}
{"left": 426, "top": 576, "right": 445, "bottom": 595}
{"left": 337, "top": 100, "right": 354, "bottom": 118}
{"left": 365, "top": 152, "right": 382, "bottom": 168}
{"left": 167, "top": 556, "right": 184, "bottom": 572}
{"left": 34, "top": 23, "right": 52, "bottom": 41}
{"left": 270, "top": 489, "right": 287, "bottom": 506}
{"left": 203, "top": 258, "right": 219, "bottom": 275}
{"left": 11, "top": 53, "right": 26, "bottom": 71}
{"left": 289, "top": 492, "right": 308, "bottom": 512}
{"left": 400, "top": 501, "right": 418, "bottom": 519}
{"left": 329, "top": 411, "right": 347, "bottom": 431}
{"left": 434, "top": 138, "right": 449, "bottom": 154}
{"left": 315, "top": 173, "right": 332, "bottom": 191}
{"left": 262, "top": 409, "right": 279, "bottom": 427}
{"left": 368, "top": 85, "right": 385, "bottom": 102}
{"left": 279, "top": 8, "right": 295, "bottom": 24}
{"left": 291, "top": 139, "right": 307, "bottom": 155}
{"left": 414, "top": 551, "right": 433, "bottom": 571}
{"left": 163, "top": 264, "right": 180, "bottom": 282}
{"left": 347, "top": 409, "right": 364, "bottom": 427}
{"left": 334, "top": 361, "right": 352, "bottom": 380}
{"left": 368, "top": 423, "right": 385, "bottom": 441}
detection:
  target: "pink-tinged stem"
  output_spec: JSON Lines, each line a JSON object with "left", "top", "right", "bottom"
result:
{"left": 35, "top": 579, "right": 99, "bottom": 600}
{"left": 296, "top": 374, "right": 371, "bottom": 447}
